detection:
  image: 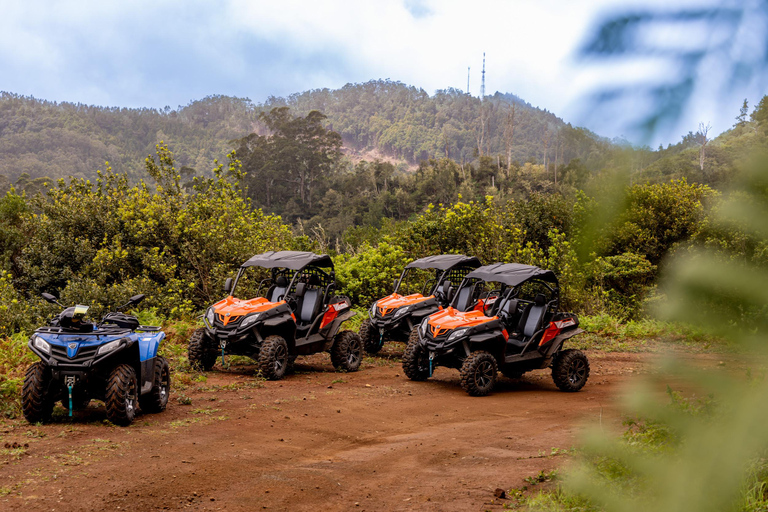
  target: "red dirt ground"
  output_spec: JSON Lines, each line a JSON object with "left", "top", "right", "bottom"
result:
{"left": 0, "top": 349, "right": 666, "bottom": 511}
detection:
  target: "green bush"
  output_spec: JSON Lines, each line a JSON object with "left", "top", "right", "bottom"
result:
{"left": 335, "top": 241, "right": 409, "bottom": 307}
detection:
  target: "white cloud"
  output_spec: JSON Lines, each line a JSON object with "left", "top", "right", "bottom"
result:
{"left": 0, "top": 0, "right": 763, "bottom": 145}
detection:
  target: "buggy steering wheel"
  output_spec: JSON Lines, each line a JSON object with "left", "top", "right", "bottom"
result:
{"left": 281, "top": 294, "right": 298, "bottom": 311}
{"left": 482, "top": 290, "right": 502, "bottom": 316}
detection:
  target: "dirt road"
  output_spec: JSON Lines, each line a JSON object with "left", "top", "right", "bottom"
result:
{"left": 0, "top": 349, "right": 645, "bottom": 511}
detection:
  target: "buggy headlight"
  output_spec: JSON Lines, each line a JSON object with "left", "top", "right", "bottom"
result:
{"left": 447, "top": 328, "right": 470, "bottom": 342}
{"left": 97, "top": 339, "right": 121, "bottom": 355}
{"left": 31, "top": 335, "right": 50, "bottom": 354}
{"left": 418, "top": 317, "right": 429, "bottom": 337}
{"left": 205, "top": 307, "right": 215, "bottom": 326}
{"left": 240, "top": 313, "right": 262, "bottom": 329}
{"left": 393, "top": 306, "right": 411, "bottom": 319}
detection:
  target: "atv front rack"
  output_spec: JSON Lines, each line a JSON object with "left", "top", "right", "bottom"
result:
{"left": 35, "top": 326, "right": 133, "bottom": 336}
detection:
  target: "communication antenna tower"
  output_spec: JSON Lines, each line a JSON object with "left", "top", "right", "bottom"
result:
{"left": 467, "top": 67, "right": 470, "bottom": 95}
{"left": 480, "top": 52, "right": 486, "bottom": 99}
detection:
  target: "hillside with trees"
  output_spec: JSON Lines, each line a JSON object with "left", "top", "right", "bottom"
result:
{"left": 0, "top": 81, "right": 612, "bottom": 188}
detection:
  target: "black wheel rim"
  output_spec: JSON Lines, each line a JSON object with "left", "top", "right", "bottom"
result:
{"left": 415, "top": 346, "right": 429, "bottom": 373}
{"left": 568, "top": 359, "right": 587, "bottom": 384}
{"left": 126, "top": 379, "right": 136, "bottom": 416}
{"left": 347, "top": 338, "right": 361, "bottom": 366}
{"left": 274, "top": 343, "right": 287, "bottom": 373}
{"left": 159, "top": 367, "right": 170, "bottom": 404}
{"left": 475, "top": 360, "right": 495, "bottom": 389}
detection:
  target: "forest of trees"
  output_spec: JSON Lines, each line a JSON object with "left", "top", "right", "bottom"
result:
{"left": 0, "top": 81, "right": 615, "bottom": 186}
{"left": 0, "top": 90, "right": 765, "bottom": 336}
{"left": 1, "top": 81, "right": 767, "bottom": 336}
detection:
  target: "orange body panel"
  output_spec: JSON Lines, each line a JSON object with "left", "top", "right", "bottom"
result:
{"left": 426, "top": 307, "right": 496, "bottom": 337}
{"left": 212, "top": 296, "right": 285, "bottom": 327}
{"left": 375, "top": 293, "right": 432, "bottom": 317}
{"left": 320, "top": 301, "right": 350, "bottom": 329}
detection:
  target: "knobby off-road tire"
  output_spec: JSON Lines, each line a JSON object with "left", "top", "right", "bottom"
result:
{"left": 105, "top": 364, "right": 138, "bottom": 426}
{"left": 259, "top": 335, "right": 290, "bottom": 380}
{"left": 22, "top": 362, "right": 55, "bottom": 423}
{"left": 359, "top": 319, "right": 382, "bottom": 355}
{"left": 188, "top": 328, "right": 217, "bottom": 371}
{"left": 331, "top": 330, "right": 363, "bottom": 372}
{"left": 552, "top": 349, "right": 590, "bottom": 392}
{"left": 460, "top": 351, "right": 498, "bottom": 396}
{"left": 402, "top": 327, "right": 430, "bottom": 381}
{"left": 139, "top": 356, "right": 171, "bottom": 413}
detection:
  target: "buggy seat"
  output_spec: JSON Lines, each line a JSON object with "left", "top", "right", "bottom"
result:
{"left": 506, "top": 293, "right": 549, "bottom": 352}
{"left": 269, "top": 276, "right": 289, "bottom": 302}
{"left": 295, "top": 276, "right": 324, "bottom": 335}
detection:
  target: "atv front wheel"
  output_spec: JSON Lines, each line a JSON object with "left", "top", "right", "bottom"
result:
{"left": 188, "top": 328, "right": 217, "bottom": 371}
{"left": 105, "top": 364, "right": 138, "bottom": 426}
{"left": 259, "top": 335, "right": 290, "bottom": 380}
{"left": 460, "top": 351, "right": 498, "bottom": 396}
{"left": 140, "top": 357, "right": 171, "bottom": 413}
{"left": 360, "top": 319, "right": 382, "bottom": 354}
{"left": 402, "top": 327, "right": 430, "bottom": 381}
{"left": 331, "top": 330, "right": 363, "bottom": 372}
{"left": 22, "top": 362, "right": 55, "bottom": 423}
{"left": 552, "top": 349, "right": 590, "bottom": 392}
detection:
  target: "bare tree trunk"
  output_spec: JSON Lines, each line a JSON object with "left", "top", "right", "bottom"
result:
{"left": 475, "top": 102, "right": 487, "bottom": 157}
{"left": 504, "top": 104, "right": 516, "bottom": 178}
{"left": 697, "top": 122, "right": 711, "bottom": 172}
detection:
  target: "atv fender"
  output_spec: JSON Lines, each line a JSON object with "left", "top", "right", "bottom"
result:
{"left": 260, "top": 312, "right": 297, "bottom": 346}
{"left": 263, "top": 312, "right": 294, "bottom": 327}
{"left": 542, "top": 328, "right": 585, "bottom": 358}
{"left": 138, "top": 332, "right": 166, "bottom": 394}
{"left": 321, "top": 309, "right": 357, "bottom": 350}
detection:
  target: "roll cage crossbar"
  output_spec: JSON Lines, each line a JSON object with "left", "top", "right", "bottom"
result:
{"left": 231, "top": 265, "right": 334, "bottom": 304}
{"left": 393, "top": 255, "right": 481, "bottom": 297}
{"left": 451, "top": 273, "right": 560, "bottom": 313}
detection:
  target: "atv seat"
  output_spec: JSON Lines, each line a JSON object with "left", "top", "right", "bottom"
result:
{"left": 506, "top": 294, "right": 549, "bottom": 354}
{"left": 497, "top": 298, "right": 520, "bottom": 325}
{"left": 269, "top": 276, "right": 289, "bottom": 302}
{"left": 520, "top": 294, "right": 548, "bottom": 337}
{"left": 295, "top": 282, "right": 322, "bottom": 333}
{"left": 454, "top": 284, "right": 474, "bottom": 312}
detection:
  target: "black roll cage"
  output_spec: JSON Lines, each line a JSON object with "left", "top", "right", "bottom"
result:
{"left": 394, "top": 265, "right": 478, "bottom": 297}
{"left": 451, "top": 274, "right": 560, "bottom": 314}
{"left": 231, "top": 264, "right": 336, "bottom": 306}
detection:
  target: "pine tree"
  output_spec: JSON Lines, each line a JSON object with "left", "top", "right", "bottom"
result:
{"left": 735, "top": 98, "right": 748, "bottom": 127}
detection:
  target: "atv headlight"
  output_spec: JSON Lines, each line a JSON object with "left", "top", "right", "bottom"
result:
{"left": 205, "top": 307, "right": 215, "bottom": 326}
{"left": 31, "top": 335, "right": 50, "bottom": 354}
{"left": 369, "top": 303, "right": 377, "bottom": 318}
{"left": 393, "top": 306, "right": 411, "bottom": 320}
{"left": 418, "top": 317, "right": 429, "bottom": 337}
{"left": 240, "top": 313, "right": 262, "bottom": 329}
{"left": 97, "top": 339, "right": 122, "bottom": 356}
{"left": 447, "top": 328, "right": 470, "bottom": 343}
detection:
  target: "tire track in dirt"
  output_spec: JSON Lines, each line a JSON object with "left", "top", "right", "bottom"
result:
{"left": 0, "top": 351, "right": 641, "bottom": 511}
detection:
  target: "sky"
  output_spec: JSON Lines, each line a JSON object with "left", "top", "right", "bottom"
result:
{"left": 0, "top": 0, "right": 766, "bottom": 146}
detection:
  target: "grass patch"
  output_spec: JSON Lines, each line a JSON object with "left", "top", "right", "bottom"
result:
{"left": 574, "top": 314, "right": 730, "bottom": 353}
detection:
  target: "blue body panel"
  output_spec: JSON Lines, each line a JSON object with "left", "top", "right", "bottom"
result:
{"left": 137, "top": 332, "right": 165, "bottom": 361}
{"left": 36, "top": 330, "right": 165, "bottom": 360}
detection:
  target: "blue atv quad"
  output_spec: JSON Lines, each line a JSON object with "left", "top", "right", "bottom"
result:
{"left": 22, "top": 293, "right": 170, "bottom": 426}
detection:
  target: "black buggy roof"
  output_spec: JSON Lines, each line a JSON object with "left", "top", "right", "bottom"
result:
{"left": 465, "top": 263, "right": 558, "bottom": 287}
{"left": 241, "top": 251, "right": 334, "bottom": 270}
{"left": 406, "top": 254, "right": 482, "bottom": 271}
